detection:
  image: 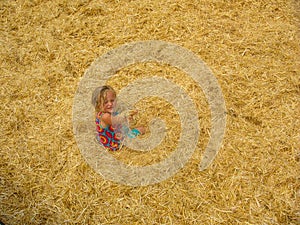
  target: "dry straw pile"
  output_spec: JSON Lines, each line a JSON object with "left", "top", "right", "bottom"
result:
{"left": 1, "top": 0, "right": 299, "bottom": 224}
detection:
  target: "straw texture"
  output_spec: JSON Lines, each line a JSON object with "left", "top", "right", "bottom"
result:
{"left": 1, "top": 0, "right": 299, "bottom": 224}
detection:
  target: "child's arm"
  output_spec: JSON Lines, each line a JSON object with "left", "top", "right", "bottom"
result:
{"left": 128, "top": 110, "right": 138, "bottom": 122}
{"left": 102, "top": 110, "right": 138, "bottom": 127}
{"left": 101, "top": 112, "right": 112, "bottom": 126}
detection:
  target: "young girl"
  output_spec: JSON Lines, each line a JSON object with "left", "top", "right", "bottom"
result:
{"left": 91, "top": 85, "right": 145, "bottom": 151}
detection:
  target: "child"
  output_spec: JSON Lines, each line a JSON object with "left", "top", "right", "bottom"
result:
{"left": 91, "top": 85, "right": 145, "bottom": 151}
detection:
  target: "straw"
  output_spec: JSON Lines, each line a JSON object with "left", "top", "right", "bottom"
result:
{"left": 0, "top": 0, "right": 299, "bottom": 224}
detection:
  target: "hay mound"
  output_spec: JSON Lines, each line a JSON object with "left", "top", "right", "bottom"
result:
{"left": 1, "top": 0, "right": 299, "bottom": 224}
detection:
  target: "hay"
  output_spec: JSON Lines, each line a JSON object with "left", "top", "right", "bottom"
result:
{"left": 107, "top": 62, "right": 210, "bottom": 167}
{"left": 1, "top": 0, "right": 299, "bottom": 224}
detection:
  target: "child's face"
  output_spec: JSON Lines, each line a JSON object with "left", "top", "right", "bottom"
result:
{"left": 103, "top": 90, "right": 115, "bottom": 113}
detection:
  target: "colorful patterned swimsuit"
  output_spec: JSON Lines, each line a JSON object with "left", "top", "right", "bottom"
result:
{"left": 95, "top": 112, "right": 122, "bottom": 151}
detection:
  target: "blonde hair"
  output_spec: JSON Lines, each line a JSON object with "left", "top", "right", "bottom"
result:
{"left": 91, "top": 85, "right": 116, "bottom": 113}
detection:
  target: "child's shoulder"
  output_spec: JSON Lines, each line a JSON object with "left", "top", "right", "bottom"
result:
{"left": 96, "top": 111, "right": 109, "bottom": 117}
{"left": 98, "top": 112, "right": 112, "bottom": 125}
{"left": 100, "top": 112, "right": 111, "bottom": 119}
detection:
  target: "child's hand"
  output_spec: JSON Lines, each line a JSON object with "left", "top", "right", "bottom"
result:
{"left": 130, "top": 110, "right": 138, "bottom": 116}
{"left": 128, "top": 110, "right": 138, "bottom": 121}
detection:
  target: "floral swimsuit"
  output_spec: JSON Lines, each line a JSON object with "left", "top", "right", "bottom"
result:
{"left": 95, "top": 112, "right": 122, "bottom": 151}
{"left": 95, "top": 111, "right": 141, "bottom": 151}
